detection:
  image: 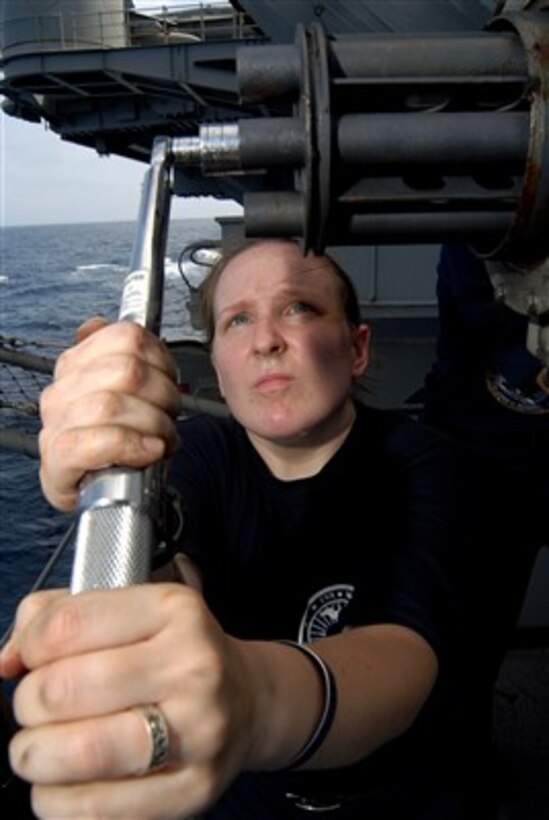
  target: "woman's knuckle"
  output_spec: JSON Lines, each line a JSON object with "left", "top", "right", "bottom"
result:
{"left": 157, "top": 583, "right": 189, "bottom": 618}
{"left": 13, "top": 591, "right": 49, "bottom": 633}
{"left": 37, "top": 427, "right": 49, "bottom": 458}
{"left": 53, "top": 346, "right": 74, "bottom": 380}
{"left": 116, "top": 353, "right": 147, "bottom": 392}
{"left": 92, "top": 390, "right": 123, "bottom": 423}
{"left": 39, "top": 665, "right": 78, "bottom": 715}
{"left": 50, "top": 428, "right": 75, "bottom": 464}
{"left": 120, "top": 321, "right": 148, "bottom": 351}
{"left": 70, "top": 725, "right": 113, "bottom": 780}
{"left": 32, "top": 788, "right": 101, "bottom": 820}
{"left": 31, "top": 784, "right": 63, "bottom": 820}
{"left": 9, "top": 733, "right": 33, "bottom": 778}
{"left": 47, "top": 599, "right": 84, "bottom": 649}
{"left": 38, "top": 383, "right": 56, "bottom": 421}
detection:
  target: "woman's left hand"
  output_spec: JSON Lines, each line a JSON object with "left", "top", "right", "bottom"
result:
{"left": 1, "top": 585, "right": 255, "bottom": 819}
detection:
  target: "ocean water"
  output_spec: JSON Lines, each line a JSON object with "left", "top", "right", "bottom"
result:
{"left": 0, "top": 218, "right": 219, "bottom": 643}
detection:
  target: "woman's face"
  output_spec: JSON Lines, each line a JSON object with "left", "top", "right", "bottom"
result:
{"left": 211, "top": 241, "right": 369, "bottom": 446}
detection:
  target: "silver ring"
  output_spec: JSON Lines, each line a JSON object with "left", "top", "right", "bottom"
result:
{"left": 135, "top": 705, "right": 170, "bottom": 773}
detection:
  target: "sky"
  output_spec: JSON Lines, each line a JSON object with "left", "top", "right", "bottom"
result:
{"left": 0, "top": 1, "right": 242, "bottom": 227}
{"left": 0, "top": 114, "right": 242, "bottom": 227}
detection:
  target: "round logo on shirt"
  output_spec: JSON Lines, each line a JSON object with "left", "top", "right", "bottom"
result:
{"left": 486, "top": 369, "right": 549, "bottom": 414}
{"left": 298, "top": 584, "right": 355, "bottom": 643}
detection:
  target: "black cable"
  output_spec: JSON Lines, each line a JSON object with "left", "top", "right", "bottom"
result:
{"left": 177, "top": 239, "right": 220, "bottom": 291}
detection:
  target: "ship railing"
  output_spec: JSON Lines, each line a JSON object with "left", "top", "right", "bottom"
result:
{"left": 0, "top": 338, "right": 57, "bottom": 459}
{"left": 0, "top": 2, "right": 263, "bottom": 62}
{"left": 128, "top": 2, "right": 263, "bottom": 46}
{"left": 0, "top": 334, "right": 228, "bottom": 459}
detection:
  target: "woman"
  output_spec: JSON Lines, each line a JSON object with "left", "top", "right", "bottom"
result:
{"left": 1, "top": 240, "right": 473, "bottom": 819}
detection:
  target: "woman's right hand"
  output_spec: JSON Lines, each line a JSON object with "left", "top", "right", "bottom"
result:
{"left": 39, "top": 318, "right": 182, "bottom": 512}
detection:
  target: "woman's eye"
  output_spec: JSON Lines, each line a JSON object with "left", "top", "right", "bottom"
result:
{"left": 287, "top": 301, "right": 314, "bottom": 316}
{"left": 227, "top": 313, "right": 250, "bottom": 328}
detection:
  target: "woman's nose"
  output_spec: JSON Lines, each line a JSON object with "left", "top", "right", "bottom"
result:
{"left": 253, "top": 316, "right": 286, "bottom": 356}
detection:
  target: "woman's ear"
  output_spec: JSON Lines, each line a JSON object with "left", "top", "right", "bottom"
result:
{"left": 351, "top": 323, "right": 370, "bottom": 378}
{"left": 210, "top": 351, "right": 226, "bottom": 399}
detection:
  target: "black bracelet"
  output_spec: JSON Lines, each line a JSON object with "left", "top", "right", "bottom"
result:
{"left": 277, "top": 639, "right": 338, "bottom": 771}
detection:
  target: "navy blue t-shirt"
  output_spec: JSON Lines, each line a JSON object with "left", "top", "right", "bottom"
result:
{"left": 166, "top": 402, "right": 471, "bottom": 818}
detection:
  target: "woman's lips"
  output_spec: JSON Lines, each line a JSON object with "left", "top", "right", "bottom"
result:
{"left": 254, "top": 373, "right": 294, "bottom": 393}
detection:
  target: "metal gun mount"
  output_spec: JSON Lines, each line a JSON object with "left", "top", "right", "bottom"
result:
{"left": 166, "top": 2, "right": 549, "bottom": 365}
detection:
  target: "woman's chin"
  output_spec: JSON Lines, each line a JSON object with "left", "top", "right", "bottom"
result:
{"left": 237, "top": 407, "right": 299, "bottom": 440}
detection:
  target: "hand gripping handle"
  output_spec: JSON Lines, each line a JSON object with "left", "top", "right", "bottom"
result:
{"left": 70, "top": 139, "right": 172, "bottom": 592}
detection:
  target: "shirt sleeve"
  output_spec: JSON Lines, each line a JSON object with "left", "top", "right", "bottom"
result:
{"left": 341, "top": 415, "right": 470, "bottom": 667}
